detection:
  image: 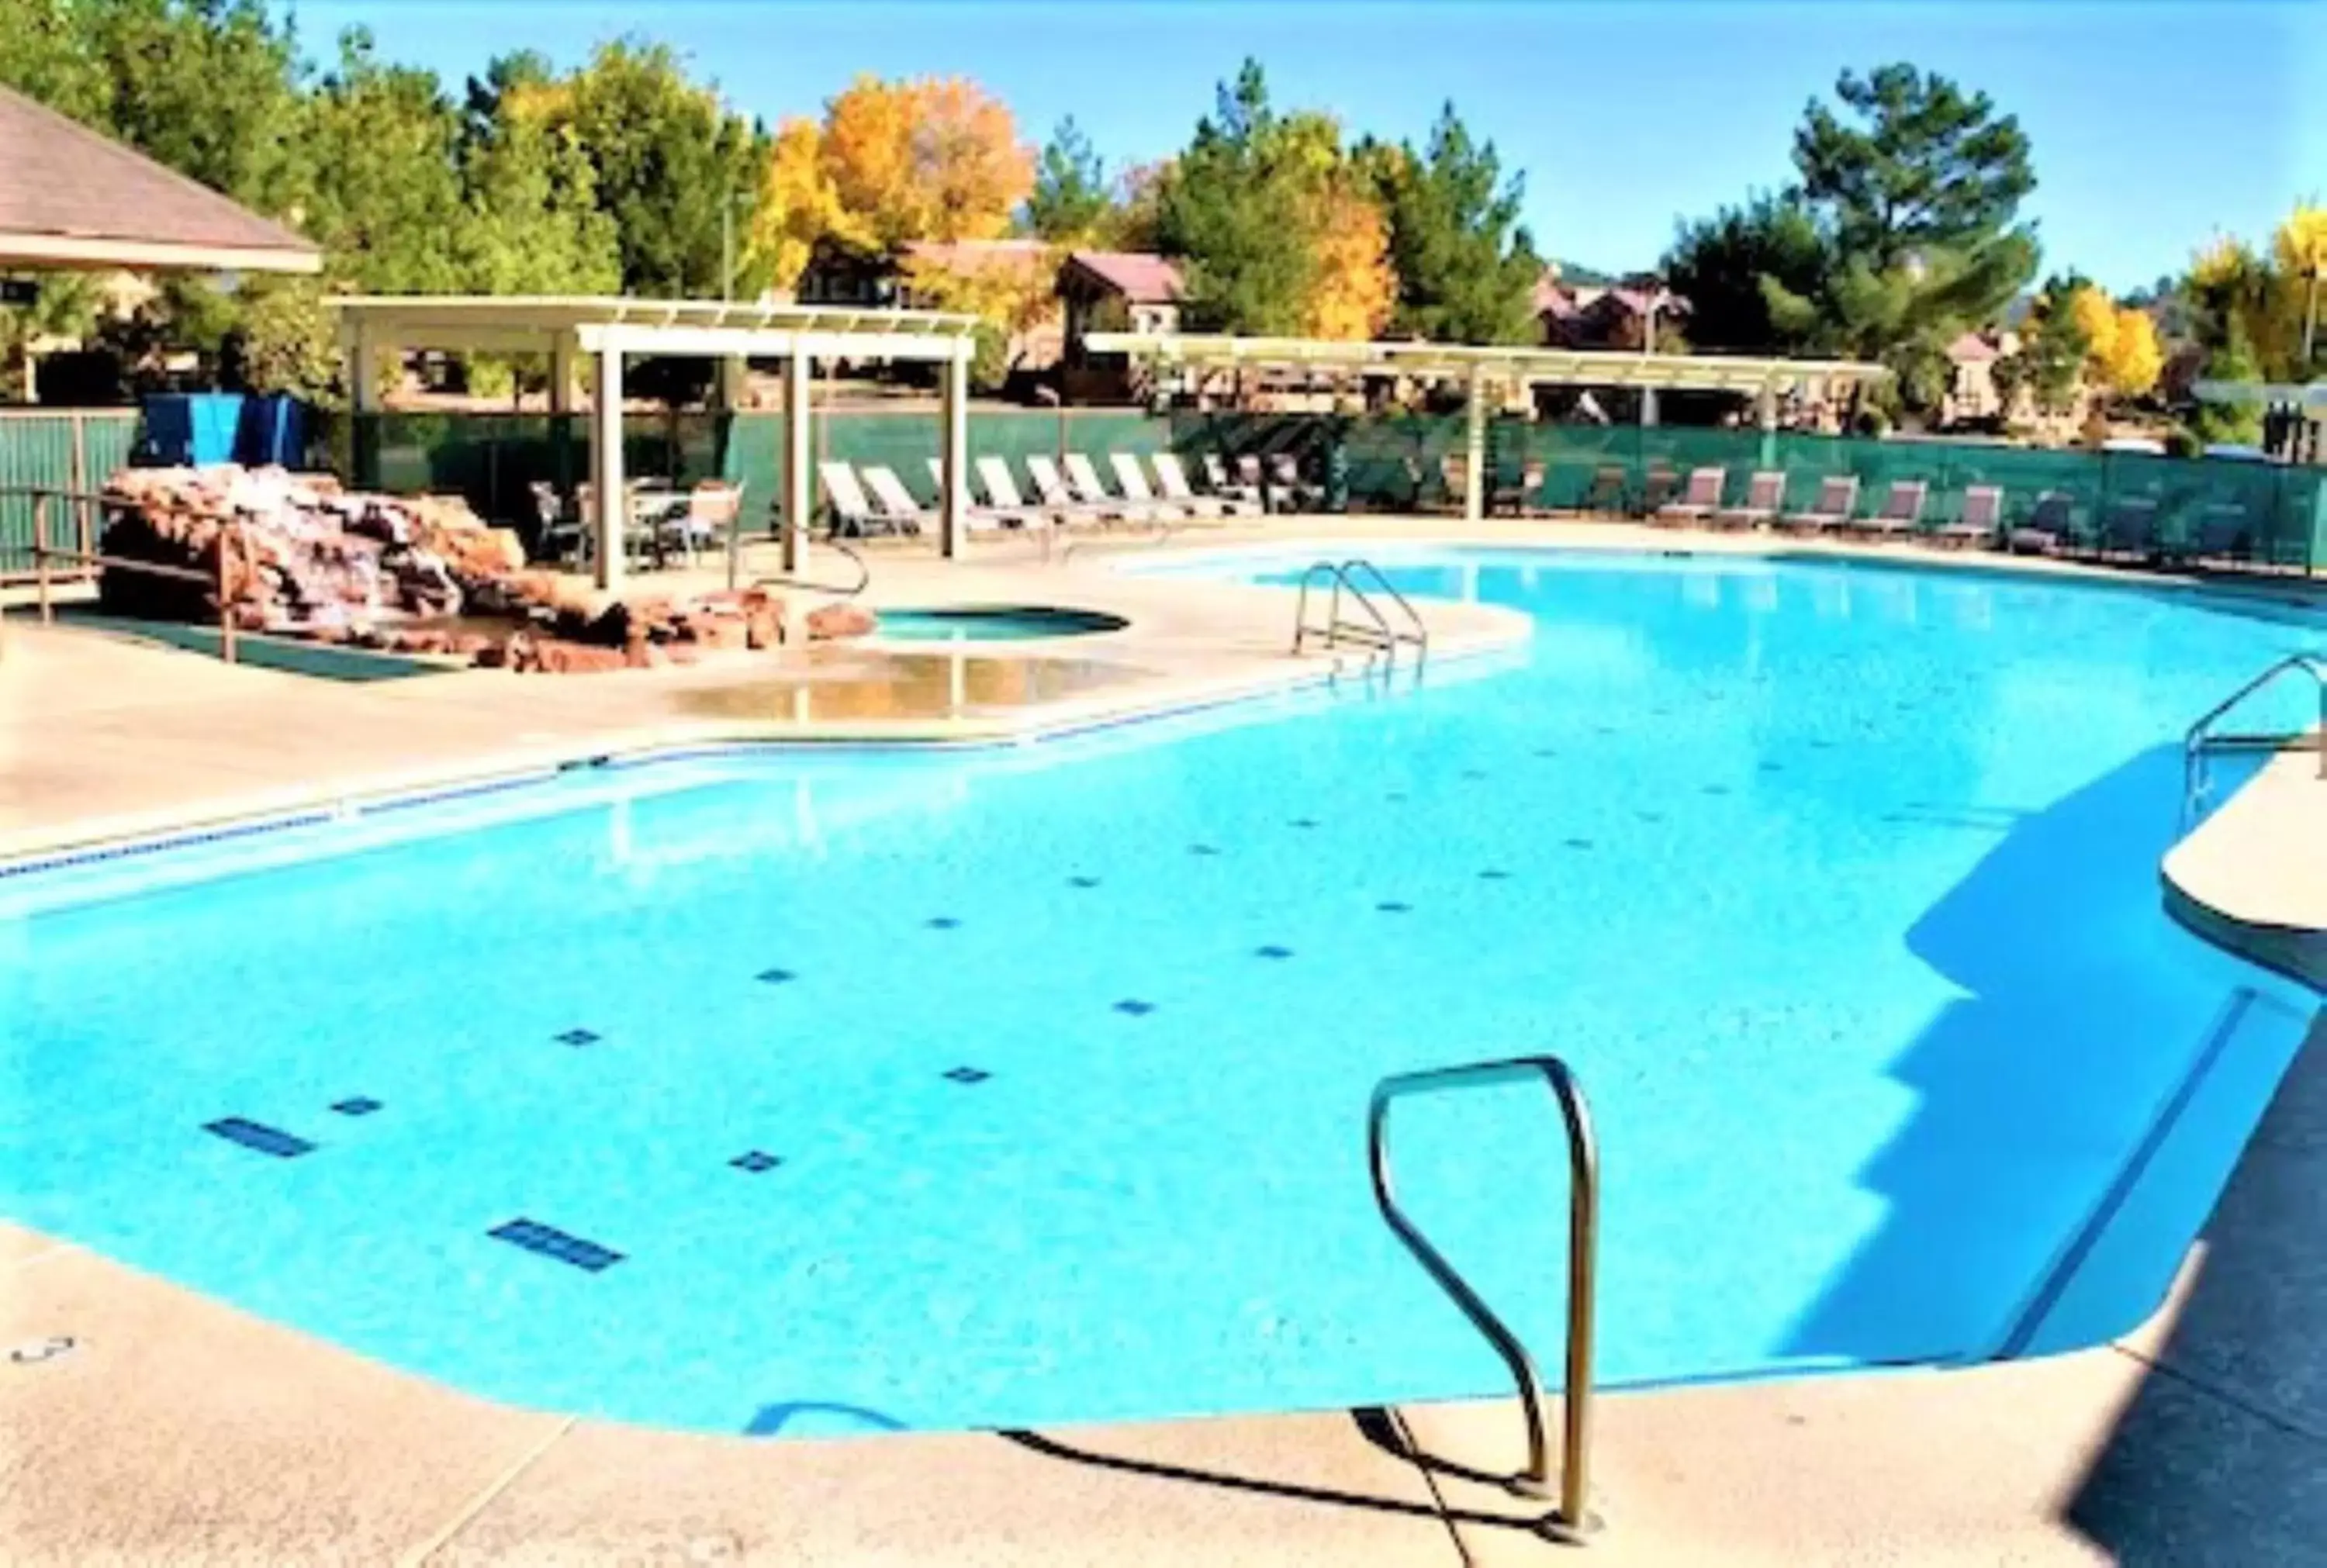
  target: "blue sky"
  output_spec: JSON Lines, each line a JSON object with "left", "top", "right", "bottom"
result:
{"left": 289, "top": 1, "right": 2321, "bottom": 293}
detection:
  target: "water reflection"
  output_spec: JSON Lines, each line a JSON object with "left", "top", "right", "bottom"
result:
{"left": 676, "top": 649, "right": 1145, "bottom": 722}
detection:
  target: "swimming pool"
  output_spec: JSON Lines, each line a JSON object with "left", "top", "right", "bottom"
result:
{"left": 2, "top": 549, "right": 2318, "bottom": 1441}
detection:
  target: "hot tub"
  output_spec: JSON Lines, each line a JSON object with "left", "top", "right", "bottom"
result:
{"left": 870, "top": 606, "right": 1128, "bottom": 642}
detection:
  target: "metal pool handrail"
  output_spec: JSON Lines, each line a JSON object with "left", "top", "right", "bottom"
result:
{"left": 1367, "top": 1055, "right": 1599, "bottom": 1535}
{"left": 12, "top": 484, "right": 247, "bottom": 664}
{"left": 1338, "top": 557, "right": 1429, "bottom": 671}
{"left": 757, "top": 537, "right": 869, "bottom": 599}
{"left": 2182, "top": 652, "right": 2327, "bottom": 818}
{"left": 1292, "top": 558, "right": 1424, "bottom": 675}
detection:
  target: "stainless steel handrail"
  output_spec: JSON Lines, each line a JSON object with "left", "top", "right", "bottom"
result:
{"left": 1339, "top": 557, "right": 1430, "bottom": 669}
{"left": 1291, "top": 558, "right": 1424, "bottom": 675}
{"left": 2182, "top": 653, "right": 2327, "bottom": 817}
{"left": 756, "top": 538, "right": 870, "bottom": 599}
{"left": 1368, "top": 1055, "right": 1598, "bottom": 1535}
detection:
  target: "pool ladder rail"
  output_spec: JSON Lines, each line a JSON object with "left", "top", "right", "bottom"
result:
{"left": 1368, "top": 1055, "right": 1599, "bottom": 1541}
{"left": 1292, "top": 558, "right": 1430, "bottom": 678}
{"left": 2182, "top": 653, "right": 2325, "bottom": 821}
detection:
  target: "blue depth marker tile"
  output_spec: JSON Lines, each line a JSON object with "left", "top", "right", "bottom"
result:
{"left": 755, "top": 968, "right": 797, "bottom": 985}
{"left": 1188, "top": 844, "right": 1220, "bottom": 856}
{"left": 926, "top": 916, "right": 962, "bottom": 930}
{"left": 203, "top": 1117, "right": 315, "bottom": 1159}
{"left": 1113, "top": 999, "right": 1156, "bottom": 1017}
{"left": 555, "top": 1027, "right": 600, "bottom": 1046}
{"left": 330, "top": 1097, "right": 382, "bottom": 1117}
{"left": 731, "top": 1151, "right": 782, "bottom": 1173}
{"left": 1478, "top": 869, "right": 1512, "bottom": 880}
{"left": 1253, "top": 945, "right": 1294, "bottom": 960}
{"left": 489, "top": 1217, "right": 623, "bottom": 1273}
{"left": 1287, "top": 817, "right": 1319, "bottom": 829}
{"left": 1375, "top": 900, "right": 1412, "bottom": 914}
{"left": 942, "top": 1065, "right": 991, "bottom": 1084}
{"left": 1564, "top": 838, "right": 1595, "bottom": 851}
{"left": 1067, "top": 876, "right": 1101, "bottom": 889}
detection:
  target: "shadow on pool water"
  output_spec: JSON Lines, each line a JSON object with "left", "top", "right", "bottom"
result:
{"left": 674, "top": 650, "right": 1148, "bottom": 722}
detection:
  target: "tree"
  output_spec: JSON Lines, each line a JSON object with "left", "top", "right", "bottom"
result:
{"left": 2011, "top": 278, "right": 2093, "bottom": 416}
{"left": 1153, "top": 62, "right": 1321, "bottom": 333}
{"left": 2187, "top": 202, "right": 2325, "bottom": 382}
{"left": 2190, "top": 318, "right": 2264, "bottom": 445}
{"left": 897, "top": 246, "right": 1058, "bottom": 392}
{"left": 1662, "top": 192, "right": 1830, "bottom": 354}
{"left": 1024, "top": 116, "right": 1112, "bottom": 242}
{"left": 545, "top": 40, "right": 766, "bottom": 297}
{"left": 456, "top": 56, "right": 622, "bottom": 295}
{"left": 1366, "top": 104, "right": 1541, "bottom": 344}
{"left": 302, "top": 29, "right": 470, "bottom": 295}
{"left": 1303, "top": 182, "right": 1395, "bottom": 340}
{"left": 818, "top": 75, "right": 1032, "bottom": 248}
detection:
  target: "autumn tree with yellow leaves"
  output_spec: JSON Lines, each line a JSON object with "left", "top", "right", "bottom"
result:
{"left": 2066, "top": 282, "right": 2163, "bottom": 402}
{"left": 2187, "top": 202, "right": 2325, "bottom": 383}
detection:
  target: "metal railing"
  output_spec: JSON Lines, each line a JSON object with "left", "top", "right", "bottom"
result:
{"left": 756, "top": 538, "right": 870, "bottom": 599}
{"left": 1368, "top": 1055, "right": 1599, "bottom": 1536}
{"left": 11, "top": 485, "right": 247, "bottom": 664}
{"left": 1292, "top": 558, "right": 1429, "bottom": 675}
{"left": 2182, "top": 653, "right": 2327, "bottom": 819}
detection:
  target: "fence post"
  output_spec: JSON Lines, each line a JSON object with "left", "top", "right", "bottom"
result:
{"left": 217, "top": 518, "right": 238, "bottom": 665}
{"left": 33, "top": 492, "right": 53, "bottom": 624}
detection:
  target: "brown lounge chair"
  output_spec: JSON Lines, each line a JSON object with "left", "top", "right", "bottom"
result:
{"left": 1639, "top": 464, "right": 1682, "bottom": 516}
{"left": 1581, "top": 464, "right": 1628, "bottom": 516}
{"left": 2007, "top": 491, "right": 2076, "bottom": 554}
{"left": 1711, "top": 470, "right": 1785, "bottom": 530}
{"left": 1654, "top": 466, "right": 1726, "bottom": 525}
{"left": 1490, "top": 459, "right": 1547, "bottom": 516}
{"left": 1780, "top": 474, "right": 1862, "bottom": 534}
{"left": 1933, "top": 485, "right": 2004, "bottom": 549}
{"left": 1855, "top": 479, "right": 1928, "bottom": 541}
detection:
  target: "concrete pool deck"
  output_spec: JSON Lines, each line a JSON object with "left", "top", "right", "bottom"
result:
{"left": 3, "top": 516, "right": 2323, "bottom": 1564}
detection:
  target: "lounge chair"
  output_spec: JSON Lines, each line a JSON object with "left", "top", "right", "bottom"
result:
{"left": 2097, "top": 496, "right": 2159, "bottom": 560}
{"left": 922, "top": 458, "right": 1026, "bottom": 534}
{"left": 973, "top": 456, "right": 1070, "bottom": 529}
{"left": 1108, "top": 452, "right": 1191, "bottom": 520}
{"left": 1202, "top": 454, "right": 1264, "bottom": 508}
{"left": 859, "top": 465, "right": 939, "bottom": 535}
{"left": 1640, "top": 464, "right": 1682, "bottom": 516}
{"left": 1779, "top": 474, "right": 1861, "bottom": 534}
{"left": 1654, "top": 466, "right": 1726, "bottom": 525}
{"left": 1581, "top": 465, "right": 1628, "bottom": 515}
{"left": 1063, "top": 452, "right": 1167, "bottom": 521}
{"left": 1855, "top": 479, "right": 1928, "bottom": 541}
{"left": 1932, "top": 485, "right": 2003, "bottom": 549}
{"left": 1490, "top": 459, "right": 1547, "bottom": 517}
{"left": 818, "top": 461, "right": 888, "bottom": 537}
{"left": 1711, "top": 470, "right": 1785, "bottom": 530}
{"left": 2007, "top": 492, "right": 2078, "bottom": 554}
{"left": 1267, "top": 452, "right": 1321, "bottom": 513}
{"left": 2189, "top": 499, "right": 2255, "bottom": 562}
{"left": 1153, "top": 451, "right": 1260, "bottom": 517}
{"left": 1028, "top": 454, "right": 1137, "bottom": 523}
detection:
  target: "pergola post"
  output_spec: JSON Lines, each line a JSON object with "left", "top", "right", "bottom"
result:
{"left": 783, "top": 344, "right": 812, "bottom": 575}
{"left": 550, "top": 331, "right": 578, "bottom": 500}
{"left": 1463, "top": 371, "right": 1489, "bottom": 524}
{"left": 717, "top": 354, "right": 749, "bottom": 410}
{"left": 591, "top": 348, "right": 626, "bottom": 593}
{"left": 1756, "top": 382, "right": 1779, "bottom": 471}
{"left": 348, "top": 324, "right": 382, "bottom": 490}
{"left": 939, "top": 343, "right": 970, "bottom": 558}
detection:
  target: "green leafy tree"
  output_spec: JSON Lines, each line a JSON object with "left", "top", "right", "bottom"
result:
{"left": 1661, "top": 192, "right": 1829, "bottom": 353}
{"left": 1023, "top": 116, "right": 1112, "bottom": 242}
{"left": 1364, "top": 103, "right": 1541, "bottom": 344}
{"left": 2007, "top": 276, "right": 2093, "bottom": 417}
{"left": 1153, "top": 60, "right": 1320, "bottom": 333}
{"left": 2190, "top": 318, "right": 2264, "bottom": 445}
{"left": 456, "top": 57, "right": 622, "bottom": 294}
{"left": 303, "top": 29, "right": 469, "bottom": 295}
{"left": 549, "top": 40, "right": 766, "bottom": 297}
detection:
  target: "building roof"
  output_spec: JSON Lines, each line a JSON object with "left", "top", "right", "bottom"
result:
{"left": 1065, "top": 250, "right": 1184, "bottom": 303}
{"left": 0, "top": 85, "right": 320, "bottom": 274}
{"left": 1535, "top": 281, "right": 1691, "bottom": 320}
{"left": 1946, "top": 331, "right": 1999, "bottom": 364}
{"left": 328, "top": 295, "right": 977, "bottom": 362}
{"left": 899, "top": 238, "right": 1053, "bottom": 278}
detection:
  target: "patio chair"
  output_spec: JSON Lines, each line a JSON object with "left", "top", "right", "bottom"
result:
{"left": 1580, "top": 465, "right": 1628, "bottom": 516}
{"left": 1028, "top": 454, "right": 1137, "bottom": 523}
{"left": 1438, "top": 454, "right": 1468, "bottom": 515}
{"left": 1855, "top": 479, "right": 1929, "bottom": 541}
{"left": 1202, "top": 453, "right": 1264, "bottom": 508}
{"left": 1711, "top": 470, "right": 1785, "bottom": 530}
{"left": 2189, "top": 499, "right": 2256, "bottom": 562}
{"left": 860, "top": 465, "right": 942, "bottom": 534}
{"left": 2007, "top": 491, "right": 2078, "bottom": 555}
{"left": 819, "top": 461, "right": 904, "bottom": 537}
{"left": 530, "top": 480, "right": 579, "bottom": 562}
{"left": 1489, "top": 458, "right": 1547, "bottom": 517}
{"left": 2097, "top": 495, "right": 2160, "bottom": 560}
{"left": 1932, "top": 485, "right": 2004, "bottom": 549}
{"left": 1108, "top": 452, "right": 1191, "bottom": 520}
{"left": 1640, "top": 464, "right": 1682, "bottom": 516}
{"left": 1779, "top": 474, "right": 1862, "bottom": 534}
{"left": 569, "top": 480, "right": 666, "bottom": 567}
{"left": 974, "top": 456, "right": 1070, "bottom": 529}
{"left": 663, "top": 479, "right": 746, "bottom": 567}
{"left": 1153, "top": 451, "right": 1260, "bottom": 517}
{"left": 1062, "top": 452, "right": 1167, "bottom": 522}
{"left": 1266, "top": 451, "right": 1321, "bottom": 513}
{"left": 1653, "top": 466, "right": 1726, "bottom": 525}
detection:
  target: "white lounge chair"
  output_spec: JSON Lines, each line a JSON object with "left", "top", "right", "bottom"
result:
{"left": 1654, "top": 466, "right": 1725, "bottom": 524}
{"left": 858, "top": 465, "right": 939, "bottom": 535}
{"left": 975, "top": 456, "right": 1069, "bottom": 528}
{"left": 923, "top": 458, "right": 1022, "bottom": 533}
{"left": 1153, "top": 451, "right": 1260, "bottom": 517}
{"left": 1202, "top": 454, "right": 1265, "bottom": 508}
{"left": 1025, "top": 454, "right": 1132, "bottom": 523}
{"left": 1108, "top": 453, "right": 1189, "bottom": 520}
{"left": 1063, "top": 452, "right": 1170, "bottom": 522}
{"left": 662, "top": 478, "right": 745, "bottom": 567}
{"left": 818, "top": 461, "right": 896, "bottom": 537}
{"left": 1933, "top": 485, "right": 2003, "bottom": 548}
{"left": 1711, "top": 470, "right": 1785, "bottom": 530}
{"left": 1856, "top": 479, "right": 1928, "bottom": 541}
{"left": 1780, "top": 474, "right": 1861, "bottom": 534}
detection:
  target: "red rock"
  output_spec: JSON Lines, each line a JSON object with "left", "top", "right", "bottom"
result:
{"left": 664, "top": 641, "right": 703, "bottom": 665}
{"left": 745, "top": 608, "right": 782, "bottom": 649}
{"left": 690, "top": 615, "right": 749, "bottom": 651}
{"left": 473, "top": 638, "right": 512, "bottom": 668}
{"left": 805, "top": 603, "right": 877, "bottom": 641}
{"left": 531, "top": 639, "right": 628, "bottom": 674}
{"left": 624, "top": 638, "right": 669, "bottom": 669}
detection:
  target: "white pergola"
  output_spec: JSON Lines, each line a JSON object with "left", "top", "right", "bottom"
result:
{"left": 1086, "top": 332, "right": 1893, "bottom": 522}
{"left": 328, "top": 295, "right": 979, "bottom": 590}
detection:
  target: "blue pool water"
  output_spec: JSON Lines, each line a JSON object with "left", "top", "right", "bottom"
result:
{"left": 2, "top": 550, "right": 2319, "bottom": 1441}
{"left": 872, "top": 605, "right": 1128, "bottom": 641}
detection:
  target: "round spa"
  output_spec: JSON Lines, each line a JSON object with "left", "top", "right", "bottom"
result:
{"left": 869, "top": 605, "right": 1129, "bottom": 643}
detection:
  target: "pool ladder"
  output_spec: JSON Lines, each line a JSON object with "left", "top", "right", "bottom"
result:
{"left": 1293, "top": 559, "right": 1428, "bottom": 677}
{"left": 1368, "top": 1055, "right": 1599, "bottom": 1539}
{"left": 2182, "top": 653, "right": 2325, "bottom": 821}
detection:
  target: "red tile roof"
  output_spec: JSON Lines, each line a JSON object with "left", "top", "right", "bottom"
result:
{"left": 1067, "top": 250, "right": 1184, "bottom": 303}
{"left": 0, "top": 85, "right": 317, "bottom": 267}
{"left": 899, "top": 238, "right": 1053, "bottom": 278}
{"left": 1946, "top": 331, "right": 1999, "bottom": 363}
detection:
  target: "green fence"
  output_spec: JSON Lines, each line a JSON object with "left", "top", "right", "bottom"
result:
{"left": 303, "top": 407, "right": 2327, "bottom": 575}
{"left": 0, "top": 410, "right": 139, "bottom": 578}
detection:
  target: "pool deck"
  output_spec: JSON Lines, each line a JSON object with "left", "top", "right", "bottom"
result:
{"left": 4, "top": 516, "right": 2323, "bottom": 1564}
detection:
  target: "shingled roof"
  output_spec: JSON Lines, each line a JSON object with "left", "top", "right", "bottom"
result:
{"left": 0, "top": 86, "right": 319, "bottom": 274}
